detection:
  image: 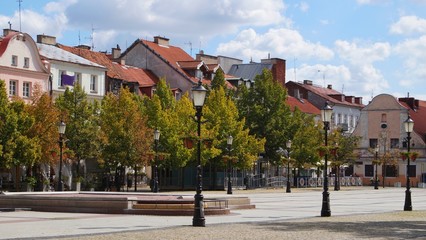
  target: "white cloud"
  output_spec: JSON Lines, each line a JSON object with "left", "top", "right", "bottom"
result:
{"left": 333, "top": 40, "right": 390, "bottom": 97}
{"left": 216, "top": 28, "right": 334, "bottom": 62}
{"left": 394, "top": 35, "right": 426, "bottom": 87}
{"left": 298, "top": 2, "right": 309, "bottom": 12}
{"left": 390, "top": 15, "right": 426, "bottom": 35}
{"left": 18, "top": 10, "right": 68, "bottom": 38}
{"left": 335, "top": 40, "right": 390, "bottom": 65}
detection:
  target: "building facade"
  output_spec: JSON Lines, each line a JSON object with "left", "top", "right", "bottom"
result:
{"left": 0, "top": 29, "right": 50, "bottom": 101}
{"left": 352, "top": 94, "right": 426, "bottom": 187}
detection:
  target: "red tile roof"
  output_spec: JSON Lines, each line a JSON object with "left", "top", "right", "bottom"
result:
{"left": 286, "top": 96, "right": 320, "bottom": 115}
{"left": 289, "top": 81, "right": 364, "bottom": 108}
{"left": 0, "top": 32, "right": 17, "bottom": 57}
{"left": 140, "top": 39, "right": 199, "bottom": 83}
{"left": 58, "top": 44, "right": 158, "bottom": 87}
{"left": 399, "top": 99, "right": 426, "bottom": 142}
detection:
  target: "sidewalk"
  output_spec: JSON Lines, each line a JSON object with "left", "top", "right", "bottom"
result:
{"left": 1, "top": 187, "right": 425, "bottom": 239}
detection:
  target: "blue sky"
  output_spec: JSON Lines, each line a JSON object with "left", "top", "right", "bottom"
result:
{"left": 2, "top": 0, "right": 426, "bottom": 102}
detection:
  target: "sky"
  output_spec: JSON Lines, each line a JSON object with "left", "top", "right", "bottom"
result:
{"left": 2, "top": 0, "right": 426, "bottom": 102}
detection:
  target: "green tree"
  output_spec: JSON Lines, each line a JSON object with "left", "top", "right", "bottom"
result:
{"left": 236, "top": 69, "right": 291, "bottom": 164}
{"left": 100, "top": 88, "right": 151, "bottom": 190}
{"left": 211, "top": 68, "right": 226, "bottom": 90}
{"left": 55, "top": 84, "right": 101, "bottom": 179}
{"left": 204, "top": 86, "right": 264, "bottom": 170}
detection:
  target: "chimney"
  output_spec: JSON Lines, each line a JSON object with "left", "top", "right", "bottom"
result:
{"left": 303, "top": 80, "right": 313, "bottom": 85}
{"left": 3, "top": 28, "right": 18, "bottom": 37}
{"left": 120, "top": 59, "right": 125, "bottom": 65}
{"left": 345, "top": 96, "right": 355, "bottom": 103}
{"left": 327, "top": 84, "right": 332, "bottom": 89}
{"left": 37, "top": 34, "right": 56, "bottom": 45}
{"left": 112, "top": 45, "right": 121, "bottom": 59}
{"left": 76, "top": 45, "right": 91, "bottom": 50}
{"left": 354, "top": 97, "right": 362, "bottom": 105}
{"left": 153, "top": 36, "right": 169, "bottom": 46}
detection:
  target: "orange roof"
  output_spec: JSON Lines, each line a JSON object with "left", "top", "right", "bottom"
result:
{"left": 140, "top": 39, "right": 198, "bottom": 83}
{"left": 178, "top": 61, "right": 204, "bottom": 70}
{"left": 399, "top": 99, "right": 426, "bottom": 142}
{"left": 58, "top": 44, "right": 158, "bottom": 87}
{"left": 289, "top": 81, "right": 364, "bottom": 108}
{"left": 286, "top": 96, "right": 320, "bottom": 115}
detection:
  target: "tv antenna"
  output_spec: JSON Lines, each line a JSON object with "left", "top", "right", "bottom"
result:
{"left": 17, "top": 0, "right": 23, "bottom": 32}
{"left": 185, "top": 41, "right": 193, "bottom": 56}
{"left": 85, "top": 25, "right": 95, "bottom": 50}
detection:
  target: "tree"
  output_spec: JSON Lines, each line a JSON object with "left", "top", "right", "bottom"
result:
{"left": 236, "top": 69, "right": 291, "bottom": 164}
{"left": 204, "top": 86, "right": 264, "bottom": 170}
{"left": 0, "top": 80, "right": 41, "bottom": 190}
{"left": 100, "top": 88, "right": 151, "bottom": 191}
{"left": 55, "top": 84, "right": 101, "bottom": 181}
{"left": 211, "top": 68, "right": 226, "bottom": 90}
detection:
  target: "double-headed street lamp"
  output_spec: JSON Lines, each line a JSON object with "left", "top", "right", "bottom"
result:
{"left": 404, "top": 115, "right": 414, "bottom": 211}
{"left": 192, "top": 80, "right": 207, "bottom": 227}
{"left": 153, "top": 129, "right": 160, "bottom": 193}
{"left": 321, "top": 102, "right": 333, "bottom": 217}
{"left": 227, "top": 135, "right": 233, "bottom": 195}
{"left": 286, "top": 140, "right": 292, "bottom": 193}
{"left": 57, "top": 120, "right": 66, "bottom": 191}
{"left": 374, "top": 145, "right": 379, "bottom": 190}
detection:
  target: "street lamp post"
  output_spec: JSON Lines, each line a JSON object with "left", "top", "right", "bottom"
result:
{"left": 227, "top": 135, "right": 233, "bottom": 195}
{"left": 333, "top": 144, "right": 340, "bottom": 191}
{"left": 153, "top": 129, "right": 160, "bottom": 193}
{"left": 57, "top": 121, "right": 66, "bottom": 191}
{"left": 404, "top": 115, "right": 414, "bottom": 211}
{"left": 374, "top": 145, "right": 379, "bottom": 190}
{"left": 286, "top": 140, "right": 292, "bottom": 193}
{"left": 192, "top": 80, "right": 207, "bottom": 227}
{"left": 321, "top": 102, "right": 333, "bottom": 217}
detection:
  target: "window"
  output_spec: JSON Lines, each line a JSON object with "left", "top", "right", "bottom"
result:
{"left": 337, "top": 114, "right": 341, "bottom": 124}
{"left": 369, "top": 139, "right": 378, "bottom": 148}
{"left": 90, "top": 75, "right": 97, "bottom": 92}
{"left": 23, "top": 57, "right": 29, "bottom": 68}
{"left": 9, "top": 80, "right": 17, "bottom": 96}
{"left": 11, "top": 55, "right": 18, "bottom": 66}
{"left": 59, "top": 70, "right": 66, "bottom": 86}
{"left": 365, "top": 164, "right": 374, "bottom": 177}
{"left": 408, "top": 165, "right": 416, "bottom": 178}
{"left": 23, "top": 82, "right": 30, "bottom": 98}
{"left": 390, "top": 139, "right": 399, "bottom": 149}
{"left": 74, "top": 73, "right": 82, "bottom": 86}
{"left": 384, "top": 165, "right": 397, "bottom": 177}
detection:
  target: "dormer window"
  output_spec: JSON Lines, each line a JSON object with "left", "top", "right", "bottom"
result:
{"left": 23, "top": 57, "right": 29, "bottom": 68}
{"left": 11, "top": 55, "right": 18, "bottom": 66}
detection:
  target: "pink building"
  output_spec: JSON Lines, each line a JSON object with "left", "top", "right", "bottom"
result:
{"left": 0, "top": 29, "right": 50, "bottom": 100}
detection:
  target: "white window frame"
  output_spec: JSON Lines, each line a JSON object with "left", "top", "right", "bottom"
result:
{"left": 23, "top": 57, "right": 29, "bottom": 68}
{"left": 90, "top": 75, "right": 97, "bottom": 92}
{"left": 23, "top": 82, "right": 31, "bottom": 98}
{"left": 11, "top": 55, "right": 18, "bottom": 66}
{"left": 9, "top": 80, "right": 17, "bottom": 96}
{"left": 59, "top": 70, "right": 66, "bottom": 87}
{"left": 74, "top": 73, "right": 82, "bottom": 86}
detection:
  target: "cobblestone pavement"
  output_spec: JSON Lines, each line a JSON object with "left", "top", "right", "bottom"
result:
{"left": 2, "top": 187, "right": 426, "bottom": 239}
{"left": 61, "top": 210, "right": 426, "bottom": 240}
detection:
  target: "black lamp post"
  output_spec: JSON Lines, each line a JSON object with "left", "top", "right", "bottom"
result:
{"left": 321, "top": 102, "right": 333, "bottom": 217}
{"left": 57, "top": 120, "right": 66, "bottom": 191}
{"left": 332, "top": 144, "right": 340, "bottom": 191}
{"left": 404, "top": 115, "right": 414, "bottom": 211}
{"left": 227, "top": 135, "right": 233, "bottom": 195}
{"left": 153, "top": 129, "right": 160, "bottom": 193}
{"left": 192, "top": 80, "right": 207, "bottom": 227}
{"left": 286, "top": 140, "right": 292, "bottom": 193}
{"left": 374, "top": 145, "right": 379, "bottom": 190}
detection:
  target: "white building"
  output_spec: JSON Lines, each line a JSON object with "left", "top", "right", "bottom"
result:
{"left": 36, "top": 35, "right": 106, "bottom": 101}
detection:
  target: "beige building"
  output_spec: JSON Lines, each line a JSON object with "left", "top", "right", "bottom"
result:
{"left": 353, "top": 94, "right": 426, "bottom": 187}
